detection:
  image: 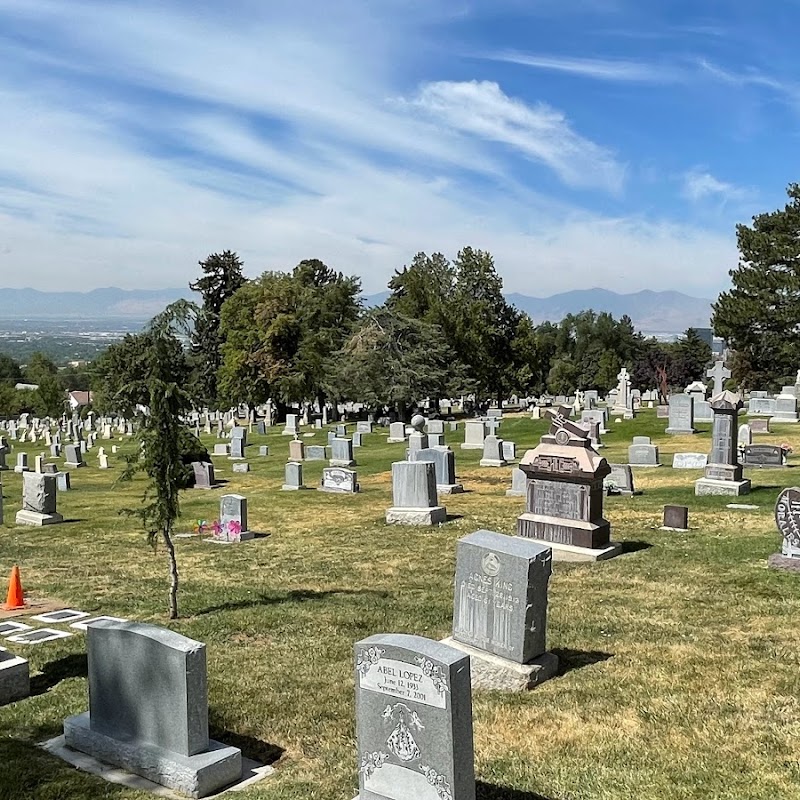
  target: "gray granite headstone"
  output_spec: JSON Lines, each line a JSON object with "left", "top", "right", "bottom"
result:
{"left": 258, "top": 445, "right": 270, "bottom": 456}
{"left": 666, "top": 395, "right": 695, "bottom": 435}
{"left": 305, "top": 445, "right": 327, "bottom": 461}
{"left": 446, "top": 530, "right": 557, "bottom": 690}
{"left": 17, "top": 472, "right": 62, "bottom": 526}
{"left": 14, "top": 453, "right": 28, "bottom": 473}
{"left": 192, "top": 462, "right": 216, "bottom": 489}
{"left": 775, "top": 488, "right": 800, "bottom": 560}
{"left": 387, "top": 422, "right": 406, "bottom": 443}
{"left": 354, "top": 633, "right": 474, "bottom": 800}
{"left": 479, "top": 435, "right": 507, "bottom": 467}
{"left": 408, "top": 447, "right": 463, "bottom": 494}
{"left": 0, "top": 649, "right": 29, "bottom": 706}
{"left": 672, "top": 453, "right": 708, "bottom": 469}
{"left": 506, "top": 467, "right": 526, "bottom": 497}
{"left": 356, "top": 421, "right": 373, "bottom": 434}
{"left": 282, "top": 461, "right": 308, "bottom": 491}
{"left": 213, "top": 444, "right": 229, "bottom": 457}
{"left": 229, "top": 437, "right": 245, "bottom": 459}
{"left": 460, "top": 420, "right": 485, "bottom": 450}
{"left": 282, "top": 414, "right": 299, "bottom": 436}
{"left": 217, "top": 493, "right": 252, "bottom": 540}
{"left": 386, "top": 461, "right": 446, "bottom": 525}
{"left": 662, "top": 505, "right": 688, "bottom": 530}
{"left": 231, "top": 462, "right": 250, "bottom": 473}
{"left": 320, "top": 467, "right": 359, "bottom": 493}
{"left": 749, "top": 418, "right": 770, "bottom": 434}
{"left": 330, "top": 438, "right": 356, "bottom": 466}
{"left": 426, "top": 419, "right": 445, "bottom": 435}
{"left": 747, "top": 397, "right": 776, "bottom": 416}
{"left": 738, "top": 424, "right": 752, "bottom": 446}
{"left": 627, "top": 438, "right": 660, "bottom": 466}
{"left": 742, "top": 444, "right": 784, "bottom": 468}
{"left": 64, "top": 621, "right": 241, "bottom": 797}
{"left": 604, "top": 464, "right": 637, "bottom": 495}
{"left": 352, "top": 432, "right": 363, "bottom": 448}
{"left": 55, "top": 472, "right": 71, "bottom": 492}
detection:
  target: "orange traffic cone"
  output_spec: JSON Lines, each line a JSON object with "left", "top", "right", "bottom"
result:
{"left": 2, "top": 565, "right": 25, "bottom": 611}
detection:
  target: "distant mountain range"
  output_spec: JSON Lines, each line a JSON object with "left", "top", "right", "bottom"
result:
{"left": 363, "top": 288, "right": 713, "bottom": 334}
{"left": 0, "top": 287, "right": 195, "bottom": 320}
{"left": 0, "top": 286, "right": 713, "bottom": 334}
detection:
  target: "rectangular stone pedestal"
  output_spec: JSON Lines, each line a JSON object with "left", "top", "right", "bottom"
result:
{"left": 64, "top": 712, "right": 241, "bottom": 798}
{"left": 768, "top": 553, "right": 800, "bottom": 573}
{"left": 16, "top": 510, "right": 64, "bottom": 526}
{"left": 694, "top": 478, "right": 751, "bottom": 496}
{"left": 517, "top": 512, "right": 610, "bottom": 549}
{"left": 438, "top": 483, "right": 464, "bottom": 495}
{"left": 0, "top": 650, "right": 29, "bottom": 705}
{"left": 441, "top": 637, "right": 558, "bottom": 691}
{"left": 385, "top": 506, "right": 446, "bottom": 525}
{"left": 516, "top": 537, "right": 622, "bottom": 562}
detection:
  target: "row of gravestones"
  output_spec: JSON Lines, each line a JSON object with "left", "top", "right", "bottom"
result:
{"left": 0, "top": 527, "right": 556, "bottom": 799}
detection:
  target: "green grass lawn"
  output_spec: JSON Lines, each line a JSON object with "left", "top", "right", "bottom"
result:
{"left": 2, "top": 410, "right": 800, "bottom": 800}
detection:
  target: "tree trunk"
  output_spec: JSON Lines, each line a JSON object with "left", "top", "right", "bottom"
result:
{"left": 163, "top": 527, "right": 179, "bottom": 620}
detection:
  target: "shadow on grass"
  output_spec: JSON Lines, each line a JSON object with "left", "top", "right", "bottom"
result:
{"left": 194, "top": 588, "right": 391, "bottom": 616}
{"left": 620, "top": 540, "right": 651, "bottom": 554}
{"left": 446, "top": 513, "right": 464, "bottom": 522}
{"left": 210, "top": 726, "right": 285, "bottom": 766}
{"left": 60, "top": 518, "right": 90, "bottom": 525}
{"left": 30, "top": 653, "right": 87, "bottom": 697}
{"left": 551, "top": 648, "right": 612, "bottom": 677}
{"left": 477, "top": 781, "right": 554, "bottom": 799}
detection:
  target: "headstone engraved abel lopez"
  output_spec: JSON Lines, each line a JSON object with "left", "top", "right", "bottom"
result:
{"left": 769, "top": 487, "right": 800, "bottom": 572}
{"left": 354, "top": 633, "right": 475, "bottom": 800}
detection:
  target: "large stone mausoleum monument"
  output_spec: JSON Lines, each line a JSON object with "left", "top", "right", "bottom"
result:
{"left": 516, "top": 410, "right": 620, "bottom": 561}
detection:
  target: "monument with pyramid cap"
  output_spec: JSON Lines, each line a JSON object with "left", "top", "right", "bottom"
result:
{"left": 516, "top": 410, "right": 620, "bottom": 561}
{"left": 695, "top": 390, "right": 751, "bottom": 496}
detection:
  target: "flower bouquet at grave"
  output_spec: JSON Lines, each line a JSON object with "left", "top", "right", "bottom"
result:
{"left": 782, "top": 443, "right": 793, "bottom": 465}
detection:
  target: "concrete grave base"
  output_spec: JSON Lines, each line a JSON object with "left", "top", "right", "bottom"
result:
{"left": 202, "top": 531, "right": 256, "bottom": 545}
{"left": 43, "top": 734, "right": 273, "bottom": 799}
{"left": 386, "top": 437, "right": 406, "bottom": 444}
{"left": 768, "top": 553, "right": 800, "bottom": 573}
{"left": 64, "top": 462, "right": 86, "bottom": 468}
{"left": 15, "top": 510, "right": 64, "bottom": 526}
{"left": 329, "top": 459, "right": 356, "bottom": 467}
{"left": 0, "top": 650, "right": 30, "bottom": 705}
{"left": 13, "top": 466, "right": 30, "bottom": 473}
{"left": 280, "top": 484, "right": 311, "bottom": 491}
{"left": 694, "top": 478, "right": 751, "bottom": 496}
{"left": 459, "top": 443, "right": 483, "bottom": 450}
{"left": 659, "top": 526, "right": 689, "bottom": 532}
{"left": 518, "top": 537, "right": 622, "bottom": 563}
{"left": 505, "top": 488, "right": 525, "bottom": 497}
{"left": 438, "top": 483, "right": 464, "bottom": 495}
{"left": 64, "top": 713, "right": 242, "bottom": 798}
{"left": 479, "top": 458, "right": 508, "bottom": 467}
{"left": 441, "top": 637, "right": 559, "bottom": 691}
{"left": 629, "top": 463, "right": 662, "bottom": 468}
{"left": 385, "top": 506, "right": 447, "bottom": 526}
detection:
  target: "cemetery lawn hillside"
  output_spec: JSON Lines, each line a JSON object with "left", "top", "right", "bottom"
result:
{"left": 2, "top": 411, "right": 800, "bottom": 800}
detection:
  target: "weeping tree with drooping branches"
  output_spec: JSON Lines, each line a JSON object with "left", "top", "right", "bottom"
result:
{"left": 120, "top": 300, "right": 198, "bottom": 619}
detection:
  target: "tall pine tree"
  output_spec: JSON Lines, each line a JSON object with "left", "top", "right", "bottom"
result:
{"left": 713, "top": 184, "right": 800, "bottom": 388}
{"left": 190, "top": 251, "right": 246, "bottom": 406}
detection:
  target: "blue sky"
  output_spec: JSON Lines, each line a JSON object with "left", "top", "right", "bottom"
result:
{"left": 0, "top": 0, "right": 795, "bottom": 297}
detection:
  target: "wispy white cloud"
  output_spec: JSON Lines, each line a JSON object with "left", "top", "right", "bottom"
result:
{"left": 681, "top": 169, "right": 748, "bottom": 204}
{"left": 0, "top": 0, "right": 741, "bottom": 300}
{"left": 487, "top": 52, "right": 677, "bottom": 82}
{"left": 405, "top": 80, "right": 625, "bottom": 192}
